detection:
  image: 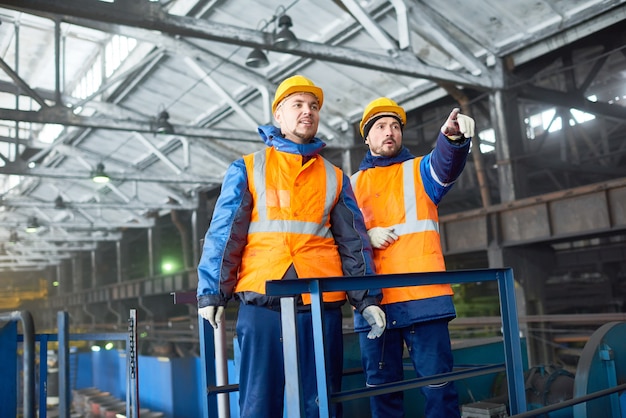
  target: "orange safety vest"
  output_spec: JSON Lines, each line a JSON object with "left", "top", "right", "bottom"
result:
{"left": 235, "top": 147, "right": 347, "bottom": 305}
{"left": 351, "top": 157, "right": 453, "bottom": 304}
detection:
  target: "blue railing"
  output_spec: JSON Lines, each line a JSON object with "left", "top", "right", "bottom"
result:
{"left": 0, "top": 310, "right": 36, "bottom": 418}
{"left": 265, "top": 268, "right": 527, "bottom": 418}
{"left": 3, "top": 310, "right": 140, "bottom": 418}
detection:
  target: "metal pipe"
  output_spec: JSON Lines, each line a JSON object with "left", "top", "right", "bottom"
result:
{"left": 91, "top": 250, "right": 97, "bottom": 288}
{"left": 58, "top": 311, "right": 70, "bottom": 418}
{"left": 56, "top": 264, "right": 62, "bottom": 296}
{"left": 0, "top": 310, "right": 36, "bottom": 418}
{"left": 333, "top": 364, "right": 505, "bottom": 403}
{"left": 511, "top": 383, "right": 626, "bottom": 418}
{"left": 191, "top": 210, "right": 199, "bottom": 265}
{"left": 198, "top": 314, "right": 218, "bottom": 417}
{"left": 37, "top": 333, "right": 49, "bottom": 418}
{"left": 54, "top": 17, "right": 62, "bottom": 105}
{"left": 148, "top": 228, "right": 154, "bottom": 277}
{"left": 116, "top": 240, "right": 122, "bottom": 283}
{"left": 137, "top": 296, "right": 154, "bottom": 319}
{"left": 214, "top": 324, "right": 230, "bottom": 418}
{"left": 13, "top": 21, "right": 20, "bottom": 160}
{"left": 107, "top": 300, "right": 122, "bottom": 327}
{"left": 127, "top": 309, "right": 140, "bottom": 418}
{"left": 82, "top": 303, "right": 96, "bottom": 327}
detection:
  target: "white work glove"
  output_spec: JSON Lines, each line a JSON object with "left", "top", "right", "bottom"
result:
{"left": 362, "top": 305, "right": 386, "bottom": 339}
{"left": 198, "top": 306, "right": 224, "bottom": 329}
{"left": 441, "top": 108, "right": 475, "bottom": 141}
{"left": 367, "top": 227, "right": 398, "bottom": 249}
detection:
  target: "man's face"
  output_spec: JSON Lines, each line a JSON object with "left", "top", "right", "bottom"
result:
{"left": 365, "top": 116, "right": 403, "bottom": 157}
{"left": 274, "top": 92, "right": 320, "bottom": 144}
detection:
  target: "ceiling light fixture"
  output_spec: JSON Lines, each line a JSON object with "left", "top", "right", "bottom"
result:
{"left": 245, "top": 48, "right": 270, "bottom": 68}
{"left": 273, "top": 11, "right": 299, "bottom": 49}
{"left": 245, "top": 9, "right": 299, "bottom": 68}
{"left": 91, "top": 162, "right": 110, "bottom": 184}
{"left": 25, "top": 217, "right": 40, "bottom": 233}
{"left": 155, "top": 109, "right": 174, "bottom": 135}
{"left": 54, "top": 195, "right": 66, "bottom": 209}
{"left": 246, "top": 19, "right": 271, "bottom": 69}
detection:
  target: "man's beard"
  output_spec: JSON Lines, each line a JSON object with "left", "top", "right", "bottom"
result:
{"left": 294, "top": 130, "right": 313, "bottom": 142}
{"left": 374, "top": 143, "right": 400, "bottom": 157}
{"left": 291, "top": 126, "right": 316, "bottom": 143}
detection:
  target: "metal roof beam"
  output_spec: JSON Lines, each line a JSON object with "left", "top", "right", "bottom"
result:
{"left": 0, "top": 57, "right": 49, "bottom": 108}
{"left": 132, "top": 132, "right": 184, "bottom": 175}
{"left": 0, "top": 218, "right": 154, "bottom": 229}
{"left": 518, "top": 85, "right": 626, "bottom": 121}
{"left": 185, "top": 57, "right": 260, "bottom": 130}
{"left": 0, "top": 198, "right": 196, "bottom": 211}
{"left": 404, "top": 1, "right": 488, "bottom": 76}
{"left": 0, "top": 163, "right": 221, "bottom": 185}
{"left": 18, "top": 233, "right": 123, "bottom": 242}
{"left": 7, "top": 242, "right": 97, "bottom": 252}
{"left": 0, "top": 107, "right": 260, "bottom": 142}
{"left": 0, "top": 263, "right": 56, "bottom": 270}
{"left": 340, "top": 0, "right": 402, "bottom": 55}
{"left": 0, "top": 0, "right": 495, "bottom": 89}
{"left": 5, "top": 252, "right": 78, "bottom": 258}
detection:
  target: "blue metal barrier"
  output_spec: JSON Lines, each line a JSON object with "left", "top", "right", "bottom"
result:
{"left": 9, "top": 310, "right": 139, "bottom": 418}
{"left": 0, "top": 310, "right": 36, "bottom": 418}
{"left": 265, "top": 267, "right": 527, "bottom": 418}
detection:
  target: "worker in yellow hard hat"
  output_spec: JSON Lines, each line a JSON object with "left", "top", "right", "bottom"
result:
{"left": 197, "top": 75, "right": 385, "bottom": 418}
{"left": 351, "top": 97, "right": 475, "bottom": 418}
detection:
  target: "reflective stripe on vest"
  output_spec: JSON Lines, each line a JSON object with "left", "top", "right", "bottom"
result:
{"left": 394, "top": 159, "right": 439, "bottom": 236}
{"left": 352, "top": 160, "right": 439, "bottom": 237}
{"left": 248, "top": 151, "right": 338, "bottom": 236}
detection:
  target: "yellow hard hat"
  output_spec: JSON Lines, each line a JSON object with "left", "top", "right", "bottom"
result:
{"left": 359, "top": 97, "right": 407, "bottom": 138}
{"left": 272, "top": 75, "right": 324, "bottom": 113}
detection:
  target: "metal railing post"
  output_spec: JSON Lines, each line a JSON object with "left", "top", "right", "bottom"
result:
{"left": 127, "top": 309, "right": 140, "bottom": 418}
{"left": 309, "top": 279, "right": 330, "bottom": 417}
{"left": 281, "top": 296, "right": 304, "bottom": 418}
{"left": 38, "top": 332, "right": 49, "bottom": 418}
{"left": 58, "top": 311, "right": 71, "bottom": 418}
{"left": 214, "top": 320, "right": 230, "bottom": 418}
{"left": 498, "top": 269, "right": 526, "bottom": 414}
{"left": 198, "top": 314, "right": 219, "bottom": 417}
{"left": 0, "top": 310, "right": 36, "bottom": 418}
